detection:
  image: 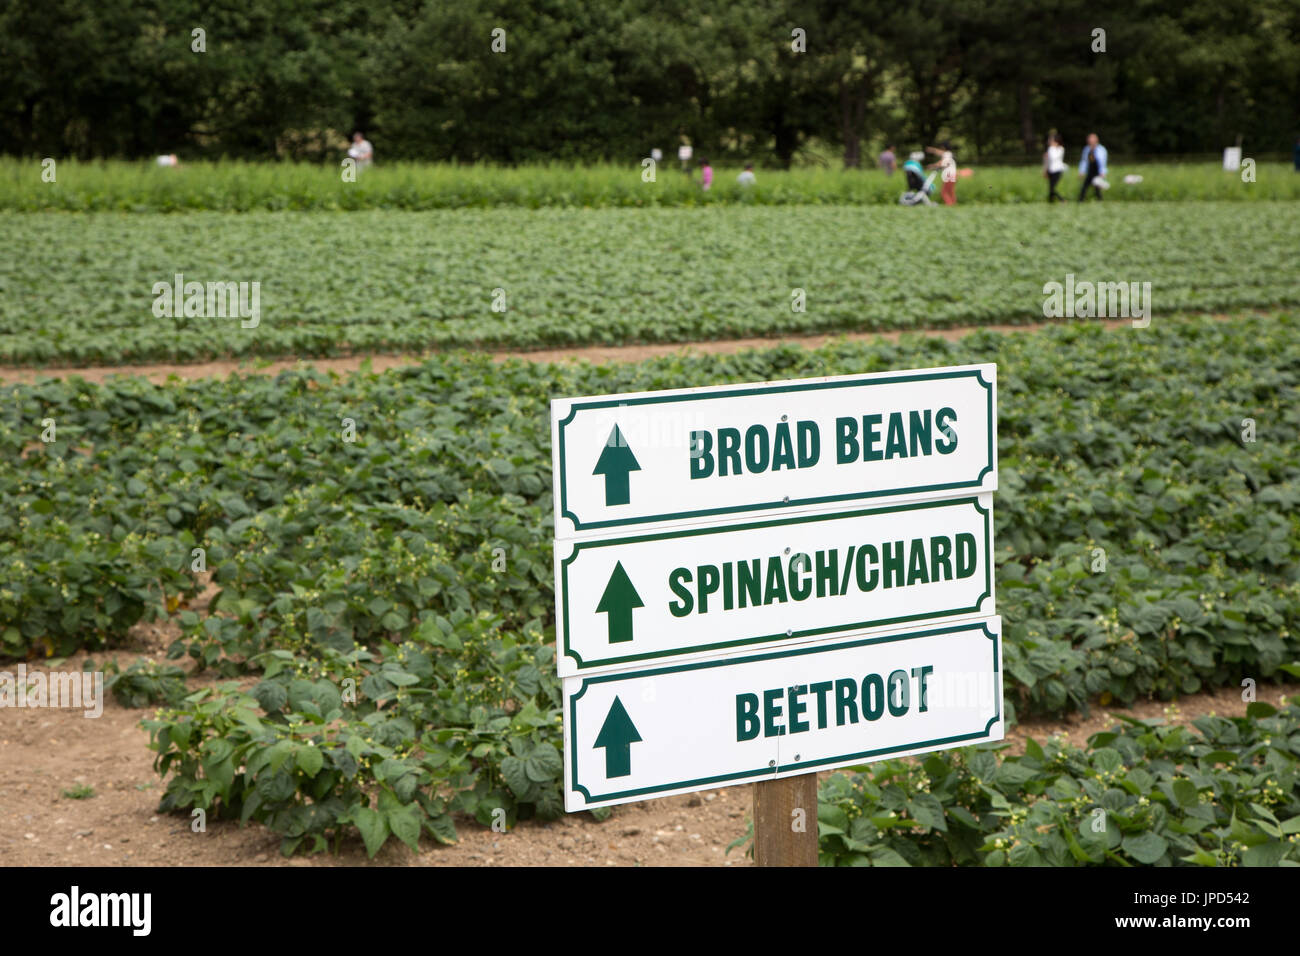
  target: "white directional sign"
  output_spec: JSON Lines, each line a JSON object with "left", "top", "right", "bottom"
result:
{"left": 555, "top": 495, "right": 993, "bottom": 676}
{"left": 551, "top": 364, "right": 995, "bottom": 537}
{"left": 563, "top": 617, "right": 1004, "bottom": 810}
{"left": 550, "top": 363, "right": 1000, "bottom": 812}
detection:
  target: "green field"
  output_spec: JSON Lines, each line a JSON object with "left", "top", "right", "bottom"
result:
{"left": 4, "top": 314, "right": 1299, "bottom": 862}
{"left": 4, "top": 202, "right": 1299, "bottom": 366}
{"left": 7, "top": 156, "right": 1300, "bottom": 866}
{"left": 6, "top": 159, "right": 1300, "bottom": 213}
{"left": 11, "top": 0, "right": 1300, "bottom": 876}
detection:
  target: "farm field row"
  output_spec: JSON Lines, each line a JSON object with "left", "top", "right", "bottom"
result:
{"left": 3, "top": 313, "right": 1298, "bottom": 862}
{"left": 3, "top": 203, "right": 1299, "bottom": 366}
{"left": 6, "top": 160, "right": 1299, "bottom": 213}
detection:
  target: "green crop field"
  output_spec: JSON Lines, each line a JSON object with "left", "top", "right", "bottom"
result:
{"left": 4, "top": 202, "right": 1299, "bottom": 366}
{"left": 12, "top": 0, "right": 1300, "bottom": 885}
{"left": 4, "top": 314, "right": 1299, "bottom": 863}
{"left": 5, "top": 159, "right": 1299, "bottom": 213}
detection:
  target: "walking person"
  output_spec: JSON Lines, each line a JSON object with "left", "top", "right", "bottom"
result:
{"left": 1044, "top": 133, "right": 1066, "bottom": 202}
{"left": 926, "top": 142, "right": 957, "bottom": 205}
{"left": 1077, "top": 132, "right": 1108, "bottom": 202}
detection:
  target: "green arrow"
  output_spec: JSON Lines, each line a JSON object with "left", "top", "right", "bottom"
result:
{"left": 592, "top": 425, "right": 641, "bottom": 506}
{"left": 595, "top": 561, "right": 644, "bottom": 644}
{"left": 594, "top": 696, "right": 642, "bottom": 778}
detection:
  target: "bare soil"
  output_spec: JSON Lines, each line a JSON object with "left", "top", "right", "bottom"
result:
{"left": 4, "top": 627, "right": 1294, "bottom": 867}
{"left": 0, "top": 318, "right": 1152, "bottom": 386}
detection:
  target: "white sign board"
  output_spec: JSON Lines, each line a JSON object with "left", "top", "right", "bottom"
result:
{"left": 551, "top": 364, "right": 995, "bottom": 537}
{"left": 555, "top": 495, "right": 993, "bottom": 675}
{"left": 563, "top": 617, "right": 1004, "bottom": 810}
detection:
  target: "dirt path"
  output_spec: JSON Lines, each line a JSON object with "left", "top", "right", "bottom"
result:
{"left": 3, "top": 631, "right": 1294, "bottom": 867}
{"left": 0, "top": 319, "right": 1156, "bottom": 386}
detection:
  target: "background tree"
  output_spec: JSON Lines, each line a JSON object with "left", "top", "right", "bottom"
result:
{"left": 1, "top": 0, "right": 1296, "bottom": 162}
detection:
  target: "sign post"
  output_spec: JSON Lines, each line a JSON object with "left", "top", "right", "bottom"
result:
{"left": 550, "top": 364, "right": 999, "bottom": 866}
{"left": 754, "top": 775, "right": 819, "bottom": 866}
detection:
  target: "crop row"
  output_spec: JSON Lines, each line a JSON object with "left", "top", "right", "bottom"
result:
{"left": 6, "top": 160, "right": 1300, "bottom": 213}
{"left": 5, "top": 314, "right": 1296, "bottom": 708}
{"left": 814, "top": 702, "right": 1300, "bottom": 866}
{"left": 4, "top": 203, "right": 1300, "bottom": 366}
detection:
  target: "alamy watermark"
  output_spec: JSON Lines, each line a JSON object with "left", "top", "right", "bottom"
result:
{"left": 49, "top": 886, "right": 151, "bottom": 936}
{"left": 1043, "top": 273, "right": 1151, "bottom": 328}
{"left": 0, "top": 664, "right": 104, "bottom": 717}
{"left": 151, "top": 273, "right": 260, "bottom": 328}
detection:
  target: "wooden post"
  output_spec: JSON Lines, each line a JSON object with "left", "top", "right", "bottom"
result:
{"left": 753, "top": 773, "right": 819, "bottom": 866}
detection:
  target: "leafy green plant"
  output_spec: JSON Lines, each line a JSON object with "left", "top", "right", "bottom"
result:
{"left": 4, "top": 160, "right": 1298, "bottom": 214}
{"left": 3, "top": 204, "right": 1299, "bottom": 366}
{"left": 818, "top": 702, "right": 1300, "bottom": 867}
{"left": 144, "top": 610, "right": 563, "bottom": 857}
{"left": 102, "top": 657, "right": 190, "bottom": 708}
{"left": 3, "top": 313, "right": 1299, "bottom": 859}
{"left": 61, "top": 784, "right": 96, "bottom": 800}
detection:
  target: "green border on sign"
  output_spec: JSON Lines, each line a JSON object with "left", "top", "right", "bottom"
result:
{"left": 561, "top": 495, "right": 992, "bottom": 671}
{"left": 569, "top": 619, "right": 1001, "bottom": 805}
{"left": 557, "top": 367, "right": 995, "bottom": 532}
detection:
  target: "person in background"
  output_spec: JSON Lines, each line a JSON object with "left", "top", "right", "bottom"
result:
{"left": 1078, "top": 132, "right": 1108, "bottom": 201}
{"left": 1044, "top": 133, "right": 1065, "bottom": 202}
{"left": 737, "top": 163, "right": 756, "bottom": 185}
{"left": 348, "top": 131, "right": 374, "bottom": 171}
{"left": 926, "top": 142, "right": 957, "bottom": 205}
{"left": 700, "top": 157, "right": 713, "bottom": 190}
{"left": 879, "top": 144, "right": 896, "bottom": 175}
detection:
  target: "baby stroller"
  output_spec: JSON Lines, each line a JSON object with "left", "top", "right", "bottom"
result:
{"left": 899, "top": 155, "right": 937, "bottom": 206}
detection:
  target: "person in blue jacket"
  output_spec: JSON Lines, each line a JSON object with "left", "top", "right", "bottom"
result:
{"left": 1078, "top": 133, "right": 1108, "bottom": 202}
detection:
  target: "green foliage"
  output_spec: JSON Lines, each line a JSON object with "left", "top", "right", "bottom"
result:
{"left": 4, "top": 201, "right": 1300, "bottom": 366}
{"left": 143, "top": 610, "right": 561, "bottom": 857}
{"left": 101, "top": 656, "right": 190, "bottom": 708}
{"left": 817, "top": 703, "right": 1300, "bottom": 867}
{"left": 3, "top": 313, "right": 1299, "bottom": 856}
{"left": 61, "top": 784, "right": 96, "bottom": 799}
{"left": 4, "top": 160, "right": 1299, "bottom": 215}
{"left": 170, "top": 491, "right": 547, "bottom": 675}
{"left": 3, "top": 1, "right": 1299, "bottom": 163}
{"left": 3, "top": 313, "right": 1298, "bottom": 697}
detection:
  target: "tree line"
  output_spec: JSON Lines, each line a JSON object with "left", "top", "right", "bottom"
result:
{"left": 3, "top": 0, "right": 1297, "bottom": 167}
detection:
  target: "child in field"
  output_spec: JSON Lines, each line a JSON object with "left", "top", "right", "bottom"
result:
{"left": 926, "top": 142, "right": 957, "bottom": 205}
{"left": 699, "top": 158, "right": 713, "bottom": 190}
{"left": 737, "top": 163, "right": 756, "bottom": 185}
{"left": 879, "top": 144, "right": 896, "bottom": 175}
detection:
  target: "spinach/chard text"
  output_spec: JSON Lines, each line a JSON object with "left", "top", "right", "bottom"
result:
{"left": 667, "top": 533, "right": 978, "bottom": 617}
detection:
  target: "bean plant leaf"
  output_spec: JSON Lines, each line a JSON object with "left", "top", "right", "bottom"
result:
{"left": 1121, "top": 832, "right": 1168, "bottom": 864}
{"left": 387, "top": 804, "right": 422, "bottom": 852}
{"left": 352, "top": 806, "right": 389, "bottom": 859}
